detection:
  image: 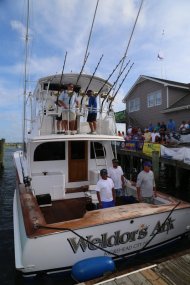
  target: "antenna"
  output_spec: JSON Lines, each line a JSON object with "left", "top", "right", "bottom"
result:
{"left": 157, "top": 29, "right": 166, "bottom": 79}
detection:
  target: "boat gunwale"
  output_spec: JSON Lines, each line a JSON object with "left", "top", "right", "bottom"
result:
{"left": 17, "top": 182, "right": 190, "bottom": 239}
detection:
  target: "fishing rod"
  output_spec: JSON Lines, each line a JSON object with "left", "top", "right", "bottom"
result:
{"left": 59, "top": 51, "right": 68, "bottom": 91}
{"left": 79, "top": 54, "right": 104, "bottom": 112}
{"left": 55, "top": 51, "right": 68, "bottom": 108}
{"left": 68, "top": 52, "right": 90, "bottom": 112}
{"left": 75, "top": 52, "right": 90, "bottom": 88}
{"left": 85, "top": 54, "right": 103, "bottom": 94}
{"left": 108, "top": 62, "right": 134, "bottom": 111}
{"left": 96, "top": 55, "right": 126, "bottom": 98}
{"left": 100, "top": 59, "right": 130, "bottom": 113}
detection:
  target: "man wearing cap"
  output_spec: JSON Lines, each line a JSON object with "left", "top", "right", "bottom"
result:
{"left": 95, "top": 169, "right": 116, "bottom": 209}
{"left": 108, "top": 158, "right": 125, "bottom": 199}
{"left": 136, "top": 161, "right": 156, "bottom": 204}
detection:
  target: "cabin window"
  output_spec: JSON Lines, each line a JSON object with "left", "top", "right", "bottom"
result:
{"left": 90, "top": 142, "right": 106, "bottom": 158}
{"left": 34, "top": 142, "right": 65, "bottom": 161}
{"left": 128, "top": 98, "right": 140, "bottom": 113}
{"left": 147, "top": 90, "right": 162, "bottom": 107}
{"left": 70, "top": 141, "right": 85, "bottom": 159}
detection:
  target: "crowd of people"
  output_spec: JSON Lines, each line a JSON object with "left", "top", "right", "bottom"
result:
{"left": 119, "top": 119, "right": 190, "bottom": 145}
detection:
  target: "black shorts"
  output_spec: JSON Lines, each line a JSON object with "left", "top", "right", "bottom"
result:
{"left": 56, "top": 114, "right": 62, "bottom": 121}
{"left": 87, "top": 113, "right": 97, "bottom": 123}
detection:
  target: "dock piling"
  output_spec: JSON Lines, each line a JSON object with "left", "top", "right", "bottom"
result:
{"left": 0, "top": 139, "right": 5, "bottom": 169}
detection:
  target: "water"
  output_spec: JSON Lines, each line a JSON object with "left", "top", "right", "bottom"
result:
{"left": 0, "top": 147, "right": 189, "bottom": 285}
{"left": 0, "top": 147, "right": 16, "bottom": 285}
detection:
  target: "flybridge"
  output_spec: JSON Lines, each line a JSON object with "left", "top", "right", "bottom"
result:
{"left": 37, "top": 73, "right": 112, "bottom": 94}
{"left": 28, "top": 73, "right": 121, "bottom": 137}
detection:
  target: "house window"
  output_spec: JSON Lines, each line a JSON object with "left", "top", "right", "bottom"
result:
{"left": 128, "top": 98, "right": 140, "bottom": 112}
{"left": 147, "top": 90, "right": 162, "bottom": 107}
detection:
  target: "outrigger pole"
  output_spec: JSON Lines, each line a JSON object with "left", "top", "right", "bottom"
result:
{"left": 108, "top": 62, "right": 134, "bottom": 111}
{"left": 113, "top": 0, "right": 144, "bottom": 95}
{"left": 83, "top": 0, "right": 100, "bottom": 64}
{"left": 100, "top": 60, "right": 130, "bottom": 113}
{"left": 118, "top": 0, "right": 143, "bottom": 76}
{"left": 75, "top": 0, "right": 99, "bottom": 91}
{"left": 23, "top": 0, "right": 30, "bottom": 147}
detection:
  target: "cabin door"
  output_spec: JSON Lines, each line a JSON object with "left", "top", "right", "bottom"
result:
{"left": 68, "top": 141, "right": 88, "bottom": 182}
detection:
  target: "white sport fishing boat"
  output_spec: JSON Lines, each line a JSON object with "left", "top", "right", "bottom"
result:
{"left": 13, "top": 0, "right": 190, "bottom": 282}
{"left": 13, "top": 72, "right": 190, "bottom": 280}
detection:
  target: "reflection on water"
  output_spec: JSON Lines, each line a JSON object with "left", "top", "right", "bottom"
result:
{"left": 0, "top": 147, "right": 190, "bottom": 285}
{"left": 0, "top": 147, "right": 16, "bottom": 285}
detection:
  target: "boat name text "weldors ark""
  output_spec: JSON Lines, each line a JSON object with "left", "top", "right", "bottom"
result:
{"left": 67, "top": 218, "right": 175, "bottom": 253}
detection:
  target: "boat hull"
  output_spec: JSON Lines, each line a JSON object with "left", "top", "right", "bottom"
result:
{"left": 13, "top": 189, "right": 190, "bottom": 277}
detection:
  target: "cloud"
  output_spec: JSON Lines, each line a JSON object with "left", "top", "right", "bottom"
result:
{"left": 11, "top": 20, "right": 28, "bottom": 39}
{"left": 1, "top": 0, "right": 190, "bottom": 141}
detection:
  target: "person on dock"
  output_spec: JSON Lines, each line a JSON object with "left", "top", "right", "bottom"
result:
{"left": 136, "top": 161, "right": 156, "bottom": 204}
{"left": 95, "top": 169, "right": 116, "bottom": 209}
{"left": 86, "top": 90, "right": 97, "bottom": 134}
{"left": 58, "top": 83, "right": 78, "bottom": 134}
{"left": 143, "top": 129, "right": 151, "bottom": 142}
{"left": 108, "top": 158, "right": 125, "bottom": 198}
{"left": 167, "top": 118, "right": 176, "bottom": 133}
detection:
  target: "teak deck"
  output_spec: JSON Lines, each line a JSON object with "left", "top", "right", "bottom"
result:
{"left": 18, "top": 183, "right": 190, "bottom": 238}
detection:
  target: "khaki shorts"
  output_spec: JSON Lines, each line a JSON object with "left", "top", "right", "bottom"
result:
{"left": 62, "top": 110, "right": 76, "bottom": 121}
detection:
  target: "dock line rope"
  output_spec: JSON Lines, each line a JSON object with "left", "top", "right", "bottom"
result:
{"left": 37, "top": 224, "right": 121, "bottom": 258}
{"left": 134, "top": 201, "right": 181, "bottom": 258}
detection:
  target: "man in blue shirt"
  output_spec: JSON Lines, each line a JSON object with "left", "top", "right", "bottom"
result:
{"left": 86, "top": 90, "right": 97, "bottom": 134}
{"left": 167, "top": 118, "right": 176, "bottom": 132}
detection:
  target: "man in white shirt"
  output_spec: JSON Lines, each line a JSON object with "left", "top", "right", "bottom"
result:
{"left": 108, "top": 158, "right": 125, "bottom": 198}
{"left": 136, "top": 161, "right": 156, "bottom": 204}
{"left": 151, "top": 129, "right": 160, "bottom": 143}
{"left": 58, "top": 83, "right": 78, "bottom": 134}
{"left": 95, "top": 169, "right": 115, "bottom": 209}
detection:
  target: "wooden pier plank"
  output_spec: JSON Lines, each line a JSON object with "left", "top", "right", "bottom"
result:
{"left": 113, "top": 276, "right": 134, "bottom": 285}
{"left": 86, "top": 254, "right": 190, "bottom": 285}
{"left": 141, "top": 269, "right": 168, "bottom": 285}
{"left": 154, "top": 258, "right": 190, "bottom": 285}
{"left": 128, "top": 271, "right": 152, "bottom": 284}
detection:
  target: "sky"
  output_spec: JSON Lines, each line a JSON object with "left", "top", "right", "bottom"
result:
{"left": 1, "top": 0, "right": 190, "bottom": 142}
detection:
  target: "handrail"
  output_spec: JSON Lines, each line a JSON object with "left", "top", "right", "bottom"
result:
{"left": 38, "top": 106, "right": 119, "bottom": 136}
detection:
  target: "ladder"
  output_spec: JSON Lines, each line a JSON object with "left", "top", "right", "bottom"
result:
{"left": 92, "top": 142, "right": 108, "bottom": 172}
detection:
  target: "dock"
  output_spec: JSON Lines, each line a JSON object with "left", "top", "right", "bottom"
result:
{"left": 117, "top": 147, "right": 190, "bottom": 189}
{"left": 80, "top": 253, "right": 190, "bottom": 285}
{"left": 0, "top": 139, "right": 5, "bottom": 169}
